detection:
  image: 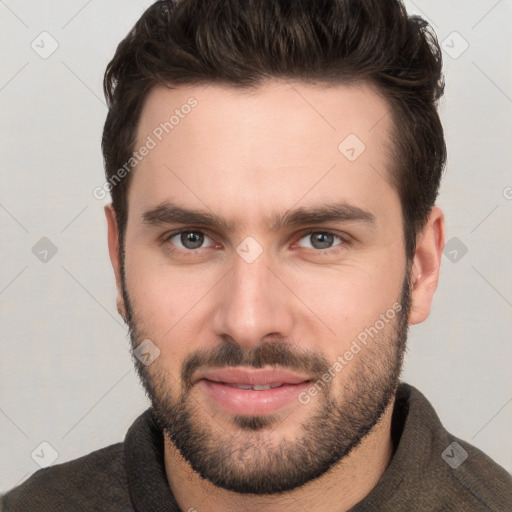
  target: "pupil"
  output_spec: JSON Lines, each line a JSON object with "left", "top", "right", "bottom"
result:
{"left": 182, "top": 231, "right": 203, "bottom": 249}
{"left": 312, "top": 232, "right": 333, "bottom": 249}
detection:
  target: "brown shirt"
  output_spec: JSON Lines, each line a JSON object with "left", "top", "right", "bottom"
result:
{"left": 2, "top": 382, "right": 511, "bottom": 511}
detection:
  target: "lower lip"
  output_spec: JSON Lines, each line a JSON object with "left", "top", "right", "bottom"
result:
{"left": 199, "top": 379, "right": 311, "bottom": 416}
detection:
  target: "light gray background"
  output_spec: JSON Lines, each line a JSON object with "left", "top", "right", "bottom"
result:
{"left": 1, "top": 0, "right": 511, "bottom": 492}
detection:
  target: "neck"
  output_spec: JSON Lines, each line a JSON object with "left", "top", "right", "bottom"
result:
{"left": 163, "top": 397, "right": 396, "bottom": 512}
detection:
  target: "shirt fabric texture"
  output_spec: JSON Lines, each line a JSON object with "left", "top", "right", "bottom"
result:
{"left": 2, "top": 382, "right": 511, "bottom": 511}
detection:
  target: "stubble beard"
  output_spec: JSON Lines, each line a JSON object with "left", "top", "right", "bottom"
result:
{"left": 121, "top": 262, "right": 411, "bottom": 495}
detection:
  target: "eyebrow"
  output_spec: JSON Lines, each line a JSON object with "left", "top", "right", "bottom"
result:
{"left": 142, "top": 201, "right": 376, "bottom": 232}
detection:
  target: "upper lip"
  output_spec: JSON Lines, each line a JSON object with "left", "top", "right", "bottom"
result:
{"left": 195, "top": 367, "right": 311, "bottom": 386}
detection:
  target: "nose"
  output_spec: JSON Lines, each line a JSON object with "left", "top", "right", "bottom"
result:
{"left": 211, "top": 248, "right": 294, "bottom": 350}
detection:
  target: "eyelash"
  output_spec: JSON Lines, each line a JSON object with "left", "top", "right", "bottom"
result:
{"left": 163, "top": 229, "right": 350, "bottom": 257}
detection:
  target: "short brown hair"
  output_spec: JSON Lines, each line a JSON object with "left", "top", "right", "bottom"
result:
{"left": 102, "top": 0, "right": 446, "bottom": 259}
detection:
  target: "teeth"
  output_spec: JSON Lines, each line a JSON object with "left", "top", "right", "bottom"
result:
{"left": 224, "top": 383, "right": 283, "bottom": 390}
{"left": 252, "top": 384, "right": 273, "bottom": 390}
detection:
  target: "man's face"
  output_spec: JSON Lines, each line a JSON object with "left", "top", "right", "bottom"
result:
{"left": 118, "top": 81, "right": 411, "bottom": 494}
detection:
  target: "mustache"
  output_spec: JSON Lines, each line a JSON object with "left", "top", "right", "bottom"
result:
{"left": 181, "top": 341, "right": 330, "bottom": 391}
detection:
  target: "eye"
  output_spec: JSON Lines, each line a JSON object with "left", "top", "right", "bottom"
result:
{"left": 166, "top": 230, "right": 215, "bottom": 251}
{"left": 296, "top": 231, "right": 347, "bottom": 253}
{"left": 163, "top": 229, "right": 349, "bottom": 257}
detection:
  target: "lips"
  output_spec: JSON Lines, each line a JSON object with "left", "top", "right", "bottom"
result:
{"left": 194, "top": 367, "right": 312, "bottom": 416}
{"left": 195, "top": 366, "right": 311, "bottom": 387}
{"left": 222, "top": 382, "right": 284, "bottom": 390}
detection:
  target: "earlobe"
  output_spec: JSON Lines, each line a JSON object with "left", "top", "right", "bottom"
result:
{"left": 409, "top": 206, "right": 445, "bottom": 325}
{"left": 105, "top": 204, "right": 127, "bottom": 322}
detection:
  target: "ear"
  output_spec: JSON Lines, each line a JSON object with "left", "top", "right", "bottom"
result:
{"left": 105, "top": 204, "right": 127, "bottom": 322}
{"left": 409, "top": 206, "right": 445, "bottom": 325}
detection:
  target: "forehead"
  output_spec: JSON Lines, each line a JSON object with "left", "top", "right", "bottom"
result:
{"left": 128, "top": 80, "right": 397, "bottom": 231}
{"left": 137, "top": 80, "right": 392, "bottom": 152}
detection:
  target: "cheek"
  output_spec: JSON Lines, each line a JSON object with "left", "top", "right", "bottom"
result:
{"left": 123, "top": 247, "right": 214, "bottom": 368}
{"left": 290, "top": 256, "right": 405, "bottom": 353}
{"left": 125, "top": 244, "right": 209, "bottom": 318}
{"left": 124, "top": 228, "right": 406, "bottom": 367}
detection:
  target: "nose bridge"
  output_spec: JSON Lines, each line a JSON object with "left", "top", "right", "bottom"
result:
{"left": 212, "top": 247, "right": 293, "bottom": 348}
